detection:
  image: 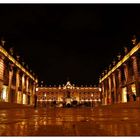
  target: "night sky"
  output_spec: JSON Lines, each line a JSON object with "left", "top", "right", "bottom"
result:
{"left": 0, "top": 4, "right": 140, "bottom": 86}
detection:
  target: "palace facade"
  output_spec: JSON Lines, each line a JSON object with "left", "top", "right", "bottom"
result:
{"left": 36, "top": 81, "right": 101, "bottom": 107}
{"left": 99, "top": 39, "right": 140, "bottom": 105}
{"left": 0, "top": 40, "right": 38, "bottom": 105}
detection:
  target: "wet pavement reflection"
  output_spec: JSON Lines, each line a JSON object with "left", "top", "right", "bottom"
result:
{"left": 0, "top": 106, "right": 140, "bottom": 136}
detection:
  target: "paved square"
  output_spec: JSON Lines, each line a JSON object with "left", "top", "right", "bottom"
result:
{"left": 0, "top": 102, "right": 140, "bottom": 136}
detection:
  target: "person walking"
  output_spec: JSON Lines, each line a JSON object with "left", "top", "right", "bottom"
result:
{"left": 132, "top": 93, "right": 136, "bottom": 101}
{"left": 126, "top": 93, "right": 130, "bottom": 102}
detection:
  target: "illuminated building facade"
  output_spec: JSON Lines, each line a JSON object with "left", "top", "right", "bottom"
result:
{"left": 0, "top": 40, "right": 38, "bottom": 105}
{"left": 99, "top": 39, "right": 140, "bottom": 105}
{"left": 36, "top": 81, "right": 101, "bottom": 107}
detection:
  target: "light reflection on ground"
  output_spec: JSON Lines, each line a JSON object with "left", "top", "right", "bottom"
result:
{"left": 0, "top": 107, "right": 140, "bottom": 136}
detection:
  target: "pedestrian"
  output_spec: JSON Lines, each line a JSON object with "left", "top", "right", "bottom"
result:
{"left": 126, "top": 93, "right": 130, "bottom": 102}
{"left": 132, "top": 93, "right": 136, "bottom": 101}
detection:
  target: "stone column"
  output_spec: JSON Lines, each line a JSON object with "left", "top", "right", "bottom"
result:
{"left": 104, "top": 80, "right": 108, "bottom": 105}
{"left": 30, "top": 81, "right": 35, "bottom": 105}
{"left": 22, "top": 74, "right": 25, "bottom": 104}
{"left": 7, "top": 63, "right": 14, "bottom": 103}
{"left": 26, "top": 77, "right": 29, "bottom": 93}
{"left": 123, "top": 63, "right": 132, "bottom": 101}
{"left": 22, "top": 74, "right": 25, "bottom": 91}
{"left": 25, "top": 77, "right": 29, "bottom": 104}
{"left": 15, "top": 69, "right": 20, "bottom": 103}
{"left": 0, "top": 54, "right": 4, "bottom": 101}
{"left": 30, "top": 79, "right": 33, "bottom": 105}
{"left": 103, "top": 79, "right": 108, "bottom": 105}
{"left": 123, "top": 63, "right": 129, "bottom": 82}
{"left": 117, "top": 69, "right": 122, "bottom": 103}
{"left": 112, "top": 73, "right": 117, "bottom": 104}
{"left": 132, "top": 55, "right": 140, "bottom": 101}
{"left": 30, "top": 81, "right": 36, "bottom": 105}
{"left": 101, "top": 82, "right": 105, "bottom": 105}
{"left": 108, "top": 77, "right": 112, "bottom": 104}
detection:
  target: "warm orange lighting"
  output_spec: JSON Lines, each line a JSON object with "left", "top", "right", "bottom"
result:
{"left": 1, "top": 85, "right": 8, "bottom": 102}
{"left": 36, "top": 88, "right": 38, "bottom": 91}
{"left": 100, "top": 43, "right": 140, "bottom": 83}
{"left": 0, "top": 45, "right": 38, "bottom": 83}
{"left": 23, "top": 94, "right": 27, "bottom": 104}
{"left": 99, "top": 88, "right": 102, "bottom": 92}
{"left": 17, "top": 91, "right": 22, "bottom": 104}
{"left": 122, "top": 87, "right": 127, "bottom": 103}
{"left": 131, "top": 84, "right": 136, "bottom": 95}
{"left": 0, "top": 58, "right": 4, "bottom": 79}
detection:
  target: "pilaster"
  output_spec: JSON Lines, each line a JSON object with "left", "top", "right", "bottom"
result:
{"left": 7, "top": 63, "right": 14, "bottom": 103}
{"left": 108, "top": 77, "right": 111, "bottom": 104}
{"left": 112, "top": 73, "right": 117, "bottom": 103}
{"left": 15, "top": 69, "right": 20, "bottom": 103}
{"left": 0, "top": 54, "right": 5, "bottom": 101}
{"left": 132, "top": 55, "right": 140, "bottom": 100}
{"left": 22, "top": 74, "right": 26, "bottom": 104}
{"left": 123, "top": 63, "right": 132, "bottom": 99}
{"left": 117, "top": 69, "right": 122, "bottom": 103}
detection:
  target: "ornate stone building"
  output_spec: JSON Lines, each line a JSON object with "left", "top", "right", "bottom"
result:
{"left": 0, "top": 40, "right": 38, "bottom": 105}
{"left": 99, "top": 39, "right": 140, "bottom": 105}
{"left": 36, "top": 81, "right": 101, "bottom": 107}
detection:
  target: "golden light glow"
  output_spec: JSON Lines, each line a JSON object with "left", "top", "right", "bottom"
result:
{"left": 37, "top": 81, "right": 101, "bottom": 105}
{"left": 100, "top": 43, "right": 140, "bottom": 83}
{"left": 99, "top": 88, "right": 101, "bottom": 91}
{"left": 63, "top": 81, "right": 74, "bottom": 89}
{"left": 1, "top": 85, "right": 8, "bottom": 102}
{"left": 0, "top": 46, "right": 38, "bottom": 83}
{"left": 17, "top": 91, "right": 22, "bottom": 104}
{"left": 22, "top": 75, "right": 25, "bottom": 88}
{"left": 23, "top": 94, "right": 26, "bottom": 104}
{"left": 36, "top": 88, "right": 38, "bottom": 91}
{"left": 39, "top": 87, "right": 100, "bottom": 91}
{"left": 131, "top": 84, "right": 136, "bottom": 95}
{"left": 0, "top": 58, "right": 4, "bottom": 79}
{"left": 122, "top": 87, "right": 127, "bottom": 103}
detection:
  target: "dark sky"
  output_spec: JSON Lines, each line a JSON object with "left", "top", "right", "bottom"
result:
{"left": 0, "top": 4, "right": 140, "bottom": 86}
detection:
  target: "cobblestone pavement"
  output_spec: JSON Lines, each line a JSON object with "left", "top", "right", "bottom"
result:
{"left": 0, "top": 102, "right": 140, "bottom": 136}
